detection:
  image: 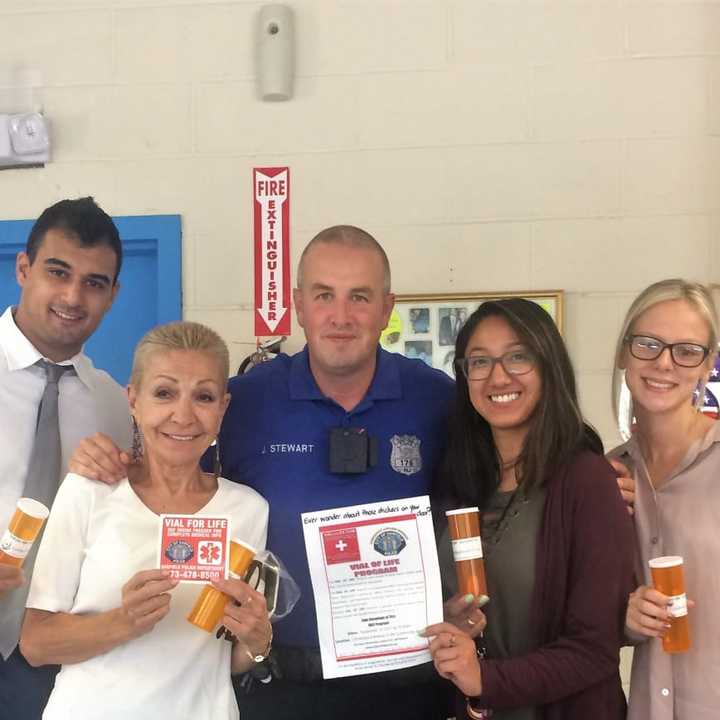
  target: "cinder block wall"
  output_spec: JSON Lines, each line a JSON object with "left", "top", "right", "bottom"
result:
{"left": 1, "top": 0, "right": 718, "bottom": 444}
{"left": 2, "top": 0, "right": 718, "bottom": 694}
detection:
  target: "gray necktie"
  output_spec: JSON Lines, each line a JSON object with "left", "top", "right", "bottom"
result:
{"left": 22, "top": 360, "right": 76, "bottom": 507}
{"left": 0, "top": 360, "right": 75, "bottom": 659}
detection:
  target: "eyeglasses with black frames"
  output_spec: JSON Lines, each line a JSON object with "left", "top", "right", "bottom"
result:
{"left": 625, "top": 334, "right": 710, "bottom": 368}
{"left": 456, "top": 349, "right": 536, "bottom": 381}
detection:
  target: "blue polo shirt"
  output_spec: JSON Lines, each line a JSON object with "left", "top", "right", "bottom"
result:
{"left": 219, "top": 346, "right": 454, "bottom": 649}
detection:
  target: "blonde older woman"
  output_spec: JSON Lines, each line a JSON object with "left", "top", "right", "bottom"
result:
{"left": 19, "top": 322, "right": 270, "bottom": 720}
{"left": 609, "top": 279, "right": 720, "bottom": 720}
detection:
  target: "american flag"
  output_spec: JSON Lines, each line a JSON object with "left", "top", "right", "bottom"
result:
{"left": 699, "top": 355, "right": 720, "bottom": 419}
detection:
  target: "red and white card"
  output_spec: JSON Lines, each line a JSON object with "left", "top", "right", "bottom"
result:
{"left": 158, "top": 514, "right": 230, "bottom": 583}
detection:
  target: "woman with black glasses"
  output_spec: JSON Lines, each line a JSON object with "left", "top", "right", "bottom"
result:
{"left": 424, "top": 298, "right": 634, "bottom": 720}
{"left": 609, "top": 279, "right": 720, "bottom": 720}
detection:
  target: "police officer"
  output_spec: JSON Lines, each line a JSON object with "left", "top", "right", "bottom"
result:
{"left": 69, "top": 225, "right": 454, "bottom": 719}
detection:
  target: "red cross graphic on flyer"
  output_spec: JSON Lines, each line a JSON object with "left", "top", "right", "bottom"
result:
{"left": 158, "top": 514, "right": 230, "bottom": 583}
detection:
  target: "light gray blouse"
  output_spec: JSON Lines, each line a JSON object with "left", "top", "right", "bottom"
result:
{"left": 611, "top": 421, "right": 720, "bottom": 720}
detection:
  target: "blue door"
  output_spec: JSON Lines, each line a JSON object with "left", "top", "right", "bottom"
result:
{"left": 0, "top": 215, "right": 182, "bottom": 385}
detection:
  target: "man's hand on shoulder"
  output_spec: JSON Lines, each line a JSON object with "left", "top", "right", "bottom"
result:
{"left": 609, "top": 457, "right": 635, "bottom": 517}
{"left": 69, "top": 433, "right": 131, "bottom": 485}
{"left": 0, "top": 565, "right": 24, "bottom": 596}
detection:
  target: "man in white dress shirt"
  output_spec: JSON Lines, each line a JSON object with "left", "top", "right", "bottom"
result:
{"left": 0, "top": 197, "right": 132, "bottom": 719}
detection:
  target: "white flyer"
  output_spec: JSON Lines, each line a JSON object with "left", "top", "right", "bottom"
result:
{"left": 301, "top": 495, "right": 443, "bottom": 679}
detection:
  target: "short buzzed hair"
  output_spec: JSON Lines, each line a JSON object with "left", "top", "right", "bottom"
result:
{"left": 296, "top": 225, "right": 391, "bottom": 294}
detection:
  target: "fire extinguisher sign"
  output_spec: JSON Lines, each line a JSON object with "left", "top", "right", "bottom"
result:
{"left": 254, "top": 167, "right": 291, "bottom": 336}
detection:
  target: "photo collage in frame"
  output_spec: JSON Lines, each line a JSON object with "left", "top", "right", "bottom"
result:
{"left": 380, "top": 291, "right": 563, "bottom": 379}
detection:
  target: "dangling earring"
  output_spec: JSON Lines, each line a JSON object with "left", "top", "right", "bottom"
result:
{"left": 213, "top": 440, "right": 222, "bottom": 479}
{"left": 131, "top": 416, "right": 144, "bottom": 462}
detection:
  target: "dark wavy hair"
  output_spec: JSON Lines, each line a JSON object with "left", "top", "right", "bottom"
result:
{"left": 26, "top": 197, "right": 122, "bottom": 283}
{"left": 436, "top": 298, "right": 603, "bottom": 508}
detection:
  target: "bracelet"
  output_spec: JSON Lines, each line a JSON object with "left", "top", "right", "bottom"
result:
{"left": 245, "top": 625, "right": 273, "bottom": 663}
{"left": 465, "top": 699, "right": 493, "bottom": 719}
{"left": 465, "top": 634, "right": 491, "bottom": 718}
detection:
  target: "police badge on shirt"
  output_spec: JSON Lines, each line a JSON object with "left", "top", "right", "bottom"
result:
{"left": 389, "top": 434, "right": 422, "bottom": 476}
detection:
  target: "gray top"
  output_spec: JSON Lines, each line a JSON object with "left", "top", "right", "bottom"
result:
{"left": 439, "top": 485, "right": 545, "bottom": 720}
{"left": 610, "top": 421, "right": 720, "bottom": 720}
{"left": 480, "top": 486, "right": 545, "bottom": 720}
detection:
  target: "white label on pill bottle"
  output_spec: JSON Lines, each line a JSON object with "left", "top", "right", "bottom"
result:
{"left": 451, "top": 536, "right": 483, "bottom": 562}
{"left": 0, "top": 530, "right": 32, "bottom": 560}
{"left": 668, "top": 593, "right": 688, "bottom": 618}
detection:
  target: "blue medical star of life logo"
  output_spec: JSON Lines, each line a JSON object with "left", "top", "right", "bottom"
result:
{"left": 390, "top": 434, "right": 422, "bottom": 476}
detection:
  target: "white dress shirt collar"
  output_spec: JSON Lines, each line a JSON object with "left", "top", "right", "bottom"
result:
{"left": 0, "top": 306, "right": 98, "bottom": 391}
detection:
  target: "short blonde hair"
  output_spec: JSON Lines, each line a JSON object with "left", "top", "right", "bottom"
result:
{"left": 612, "top": 279, "right": 719, "bottom": 422}
{"left": 130, "top": 321, "right": 230, "bottom": 388}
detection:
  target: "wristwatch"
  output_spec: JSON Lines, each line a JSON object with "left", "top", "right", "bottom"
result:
{"left": 245, "top": 627, "right": 273, "bottom": 664}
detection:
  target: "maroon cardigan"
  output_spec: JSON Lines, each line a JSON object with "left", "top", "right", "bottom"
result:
{"left": 464, "top": 451, "right": 635, "bottom": 719}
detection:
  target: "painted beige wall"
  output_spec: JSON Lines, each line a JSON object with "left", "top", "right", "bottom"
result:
{"left": 0, "top": 1, "right": 718, "bottom": 452}
{"left": 3, "top": 0, "right": 718, "bottom": 693}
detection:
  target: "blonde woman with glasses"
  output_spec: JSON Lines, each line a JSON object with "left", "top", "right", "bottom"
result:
{"left": 609, "top": 279, "right": 720, "bottom": 720}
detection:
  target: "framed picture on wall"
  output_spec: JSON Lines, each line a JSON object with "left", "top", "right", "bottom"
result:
{"left": 380, "top": 290, "right": 564, "bottom": 379}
